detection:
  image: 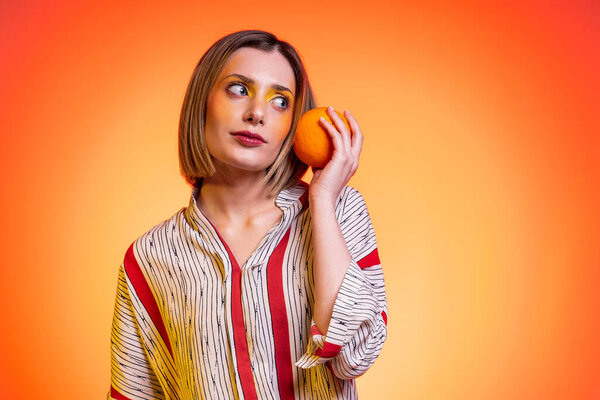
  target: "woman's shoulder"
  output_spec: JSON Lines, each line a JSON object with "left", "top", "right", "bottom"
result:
{"left": 125, "top": 207, "right": 187, "bottom": 256}
{"left": 338, "top": 184, "right": 367, "bottom": 209}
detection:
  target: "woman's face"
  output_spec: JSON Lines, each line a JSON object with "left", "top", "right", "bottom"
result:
{"left": 204, "top": 47, "right": 297, "bottom": 175}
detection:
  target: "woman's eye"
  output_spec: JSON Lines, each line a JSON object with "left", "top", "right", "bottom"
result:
{"left": 227, "top": 82, "right": 289, "bottom": 110}
{"left": 273, "top": 96, "right": 289, "bottom": 109}
{"left": 227, "top": 83, "right": 247, "bottom": 96}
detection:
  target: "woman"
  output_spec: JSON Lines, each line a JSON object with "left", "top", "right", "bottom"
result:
{"left": 108, "top": 30, "right": 387, "bottom": 400}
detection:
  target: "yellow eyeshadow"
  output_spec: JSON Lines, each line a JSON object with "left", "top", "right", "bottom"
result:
{"left": 268, "top": 89, "right": 292, "bottom": 105}
{"left": 226, "top": 79, "right": 291, "bottom": 104}
{"left": 225, "top": 79, "right": 254, "bottom": 96}
{"left": 266, "top": 89, "right": 278, "bottom": 97}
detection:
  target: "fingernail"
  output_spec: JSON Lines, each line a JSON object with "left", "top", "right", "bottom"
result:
{"left": 327, "top": 106, "right": 333, "bottom": 112}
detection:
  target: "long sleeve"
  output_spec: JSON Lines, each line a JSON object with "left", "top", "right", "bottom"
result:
{"left": 107, "top": 263, "right": 166, "bottom": 400}
{"left": 296, "top": 186, "right": 388, "bottom": 379}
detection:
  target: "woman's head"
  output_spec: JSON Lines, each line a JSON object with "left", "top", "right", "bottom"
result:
{"left": 179, "top": 30, "right": 316, "bottom": 196}
{"left": 202, "top": 47, "right": 296, "bottom": 183}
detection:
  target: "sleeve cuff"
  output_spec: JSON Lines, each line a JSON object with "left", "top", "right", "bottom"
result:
{"left": 295, "top": 258, "right": 376, "bottom": 369}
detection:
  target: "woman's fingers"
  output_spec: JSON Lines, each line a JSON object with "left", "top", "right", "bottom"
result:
{"left": 326, "top": 106, "right": 351, "bottom": 153}
{"left": 319, "top": 117, "right": 344, "bottom": 158}
{"left": 319, "top": 107, "right": 363, "bottom": 178}
{"left": 344, "top": 110, "right": 364, "bottom": 160}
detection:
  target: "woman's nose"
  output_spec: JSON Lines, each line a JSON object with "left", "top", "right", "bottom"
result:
{"left": 244, "top": 97, "right": 265, "bottom": 125}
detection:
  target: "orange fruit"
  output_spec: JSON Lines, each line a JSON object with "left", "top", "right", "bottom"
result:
{"left": 293, "top": 107, "right": 351, "bottom": 168}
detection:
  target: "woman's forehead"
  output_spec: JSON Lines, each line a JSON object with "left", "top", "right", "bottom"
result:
{"left": 219, "top": 48, "right": 296, "bottom": 93}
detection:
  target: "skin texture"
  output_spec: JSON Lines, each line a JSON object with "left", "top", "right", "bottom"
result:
{"left": 197, "top": 46, "right": 365, "bottom": 335}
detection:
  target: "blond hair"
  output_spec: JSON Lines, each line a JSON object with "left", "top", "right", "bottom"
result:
{"left": 178, "top": 30, "right": 317, "bottom": 196}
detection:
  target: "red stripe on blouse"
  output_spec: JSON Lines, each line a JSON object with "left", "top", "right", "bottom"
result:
{"left": 110, "top": 385, "right": 133, "bottom": 400}
{"left": 357, "top": 248, "right": 381, "bottom": 269}
{"left": 124, "top": 242, "right": 174, "bottom": 359}
{"left": 267, "top": 227, "right": 295, "bottom": 400}
{"left": 311, "top": 324, "right": 323, "bottom": 337}
{"left": 315, "top": 341, "right": 342, "bottom": 358}
{"left": 208, "top": 225, "right": 259, "bottom": 400}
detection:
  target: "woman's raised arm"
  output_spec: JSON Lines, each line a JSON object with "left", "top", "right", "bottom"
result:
{"left": 296, "top": 186, "right": 388, "bottom": 379}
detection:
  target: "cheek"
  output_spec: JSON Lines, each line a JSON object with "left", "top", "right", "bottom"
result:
{"left": 267, "top": 116, "right": 293, "bottom": 157}
{"left": 273, "top": 113, "right": 293, "bottom": 142}
{"left": 206, "top": 93, "right": 227, "bottom": 129}
{"left": 205, "top": 93, "right": 237, "bottom": 146}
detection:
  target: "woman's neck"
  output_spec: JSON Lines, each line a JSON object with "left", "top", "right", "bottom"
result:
{"left": 195, "top": 173, "right": 279, "bottom": 224}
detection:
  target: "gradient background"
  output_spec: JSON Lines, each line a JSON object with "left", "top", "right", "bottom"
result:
{"left": 1, "top": 0, "right": 599, "bottom": 399}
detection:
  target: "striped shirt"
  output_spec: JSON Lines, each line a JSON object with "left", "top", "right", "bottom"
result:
{"left": 108, "top": 179, "right": 388, "bottom": 400}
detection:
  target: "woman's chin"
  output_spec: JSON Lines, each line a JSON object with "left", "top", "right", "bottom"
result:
{"left": 213, "top": 159, "right": 272, "bottom": 176}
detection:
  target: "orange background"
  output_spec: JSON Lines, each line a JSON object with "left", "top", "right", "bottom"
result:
{"left": 1, "top": 0, "right": 599, "bottom": 399}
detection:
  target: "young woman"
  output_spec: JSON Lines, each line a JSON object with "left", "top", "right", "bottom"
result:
{"left": 108, "top": 30, "right": 387, "bottom": 400}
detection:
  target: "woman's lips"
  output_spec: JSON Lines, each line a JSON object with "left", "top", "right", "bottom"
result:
{"left": 231, "top": 131, "right": 266, "bottom": 142}
{"left": 231, "top": 134, "right": 265, "bottom": 146}
{"left": 231, "top": 131, "right": 266, "bottom": 146}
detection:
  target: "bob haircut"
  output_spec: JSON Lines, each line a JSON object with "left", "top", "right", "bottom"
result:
{"left": 178, "top": 30, "right": 317, "bottom": 197}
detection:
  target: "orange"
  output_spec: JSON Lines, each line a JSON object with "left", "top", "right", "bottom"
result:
{"left": 293, "top": 107, "right": 351, "bottom": 168}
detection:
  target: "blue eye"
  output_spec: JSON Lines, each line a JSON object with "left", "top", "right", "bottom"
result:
{"left": 227, "top": 82, "right": 247, "bottom": 96}
{"left": 273, "top": 96, "right": 289, "bottom": 110}
{"left": 227, "top": 81, "right": 291, "bottom": 110}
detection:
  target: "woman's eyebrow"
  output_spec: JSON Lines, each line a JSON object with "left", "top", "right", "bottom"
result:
{"left": 224, "top": 73, "right": 294, "bottom": 96}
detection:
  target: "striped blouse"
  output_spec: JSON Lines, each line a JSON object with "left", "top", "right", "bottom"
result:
{"left": 108, "top": 179, "right": 388, "bottom": 400}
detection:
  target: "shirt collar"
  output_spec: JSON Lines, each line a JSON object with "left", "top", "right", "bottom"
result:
{"left": 184, "top": 178, "right": 309, "bottom": 240}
